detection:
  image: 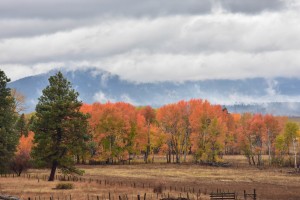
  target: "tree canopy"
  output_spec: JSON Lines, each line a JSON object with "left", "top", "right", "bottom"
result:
{"left": 31, "top": 72, "right": 89, "bottom": 181}
{"left": 0, "top": 69, "right": 19, "bottom": 172}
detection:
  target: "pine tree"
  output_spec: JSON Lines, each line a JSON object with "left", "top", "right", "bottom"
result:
{"left": 0, "top": 69, "right": 19, "bottom": 172}
{"left": 31, "top": 72, "right": 89, "bottom": 181}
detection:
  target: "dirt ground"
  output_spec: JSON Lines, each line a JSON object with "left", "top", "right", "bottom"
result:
{"left": 1, "top": 156, "right": 300, "bottom": 200}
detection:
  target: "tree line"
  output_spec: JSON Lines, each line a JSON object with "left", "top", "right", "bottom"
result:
{"left": 80, "top": 98, "right": 298, "bottom": 168}
{"left": 0, "top": 70, "right": 299, "bottom": 181}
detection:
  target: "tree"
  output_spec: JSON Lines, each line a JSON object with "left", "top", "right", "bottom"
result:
{"left": 157, "top": 102, "right": 186, "bottom": 163}
{"left": 15, "top": 113, "right": 28, "bottom": 136}
{"left": 237, "top": 113, "right": 254, "bottom": 165}
{"left": 189, "top": 100, "right": 226, "bottom": 163}
{"left": 10, "top": 132, "right": 34, "bottom": 176}
{"left": 264, "top": 115, "right": 281, "bottom": 165}
{"left": 94, "top": 102, "right": 137, "bottom": 164}
{"left": 10, "top": 89, "right": 26, "bottom": 113}
{"left": 284, "top": 122, "right": 300, "bottom": 169}
{"left": 31, "top": 72, "right": 89, "bottom": 181}
{"left": 249, "top": 114, "right": 267, "bottom": 166}
{"left": 140, "top": 106, "right": 156, "bottom": 163}
{"left": 0, "top": 70, "right": 19, "bottom": 173}
{"left": 275, "top": 134, "right": 288, "bottom": 166}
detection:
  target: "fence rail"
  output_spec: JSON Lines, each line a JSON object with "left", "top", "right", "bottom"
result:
{"left": 0, "top": 173, "right": 257, "bottom": 200}
{"left": 210, "top": 192, "right": 236, "bottom": 200}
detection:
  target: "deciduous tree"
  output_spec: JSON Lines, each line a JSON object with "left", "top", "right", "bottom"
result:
{"left": 284, "top": 122, "right": 300, "bottom": 169}
{"left": 264, "top": 115, "right": 281, "bottom": 165}
{"left": 10, "top": 131, "right": 34, "bottom": 176}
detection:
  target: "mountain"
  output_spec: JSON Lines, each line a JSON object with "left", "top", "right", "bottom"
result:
{"left": 8, "top": 68, "right": 300, "bottom": 116}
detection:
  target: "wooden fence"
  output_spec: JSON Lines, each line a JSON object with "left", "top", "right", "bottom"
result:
{"left": 0, "top": 173, "right": 257, "bottom": 200}
{"left": 209, "top": 189, "right": 257, "bottom": 200}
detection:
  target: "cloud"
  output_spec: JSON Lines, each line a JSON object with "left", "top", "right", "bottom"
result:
{"left": 93, "top": 90, "right": 115, "bottom": 103}
{"left": 0, "top": 0, "right": 285, "bottom": 20}
{"left": 120, "top": 94, "right": 138, "bottom": 105}
{"left": 266, "top": 79, "right": 278, "bottom": 96}
{"left": 219, "top": 0, "right": 285, "bottom": 14}
{"left": 0, "top": 0, "right": 299, "bottom": 85}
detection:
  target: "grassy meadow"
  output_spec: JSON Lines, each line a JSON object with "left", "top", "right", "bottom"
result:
{"left": 1, "top": 156, "right": 300, "bottom": 200}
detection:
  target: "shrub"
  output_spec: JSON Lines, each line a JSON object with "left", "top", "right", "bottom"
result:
{"left": 153, "top": 184, "right": 164, "bottom": 193}
{"left": 55, "top": 183, "right": 74, "bottom": 190}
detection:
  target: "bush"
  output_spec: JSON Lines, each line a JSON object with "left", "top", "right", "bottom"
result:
{"left": 55, "top": 183, "right": 74, "bottom": 190}
{"left": 153, "top": 184, "right": 164, "bottom": 193}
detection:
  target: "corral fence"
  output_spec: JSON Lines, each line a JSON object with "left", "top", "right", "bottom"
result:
{"left": 0, "top": 173, "right": 210, "bottom": 194}
{"left": 209, "top": 189, "right": 256, "bottom": 200}
{"left": 0, "top": 173, "right": 257, "bottom": 200}
{"left": 24, "top": 192, "right": 198, "bottom": 200}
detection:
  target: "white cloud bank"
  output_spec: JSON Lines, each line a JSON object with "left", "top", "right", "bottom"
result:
{"left": 1, "top": 0, "right": 300, "bottom": 83}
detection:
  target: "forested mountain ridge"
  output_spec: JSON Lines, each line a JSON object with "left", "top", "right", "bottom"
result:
{"left": 8, "top": 68, "right": 300, "bottom": 116}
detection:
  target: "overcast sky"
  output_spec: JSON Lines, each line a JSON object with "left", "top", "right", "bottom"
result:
{"left": 1, "top": 0, "right": 300, "bottom": 83}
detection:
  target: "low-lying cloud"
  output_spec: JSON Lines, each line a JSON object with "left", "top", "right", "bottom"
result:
{"left": 1, "top": 0, "right": 300, "bottom": 85}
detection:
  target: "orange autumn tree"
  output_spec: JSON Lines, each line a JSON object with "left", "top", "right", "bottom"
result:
{"left": 11, "top": 131, "right": 34, "bottom": 176}
{"left": 139, "top": 106, "right": 156, "bottom": 163}
{"left": 134, "top": 112, "right": 165, "bottom": 163}
{"left": 189, "top": 100, "right": 227, "bottom": 163}
{"left": 134, "top": 113, "right": 148, "bottom": 157}
{"left": 249, "top": 114, "right": 267, "bottom": 166}
{"left": 157, "top": 101, "right": 191, "bottom": 163}
{"left": 237, "top": 113, "right": 254, "bottom": 165}
{"left": 264, "top": 114, "right": 281, "bottom": 165}
{"left": 224, "top": 111, "right": 240, "bottom": 155}
{"left": 157, "top": 103, "right": 176, "bottom": 163}
{"left": 89, "top": 102, "right": 137, "bottom": 164}
{"left": 237, "top": 113, "right": 285, "bottom": 166}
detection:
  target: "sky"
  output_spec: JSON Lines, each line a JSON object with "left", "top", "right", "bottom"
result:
{"left": 1, "top": 0, "right": 300, "bottom": 83}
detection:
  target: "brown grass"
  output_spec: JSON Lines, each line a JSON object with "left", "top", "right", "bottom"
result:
{"left": 1, "top": 156, "right": 300, "bottom": 200}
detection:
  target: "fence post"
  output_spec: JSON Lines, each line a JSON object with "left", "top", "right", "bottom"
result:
{"left": 137, "top": 194, "right": 140, "bottom": 200}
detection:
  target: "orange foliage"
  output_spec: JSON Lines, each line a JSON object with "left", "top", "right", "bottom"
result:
{"left": 80, "top": 99, "right": 288, "bottom": 164}
{"left": 17, "top": 131, "right": 34, "bottom": 154}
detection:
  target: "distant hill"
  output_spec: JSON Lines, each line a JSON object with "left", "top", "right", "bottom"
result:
{"left": 8, "top": 68, "right": 300, "bottom": 116}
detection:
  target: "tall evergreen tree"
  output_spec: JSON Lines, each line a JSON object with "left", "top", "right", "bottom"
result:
{"left": 32, "top": 72, "right": 89, "bottom": 181}
{"left": 0, "top": 70, "right": 19, "bottom": 172}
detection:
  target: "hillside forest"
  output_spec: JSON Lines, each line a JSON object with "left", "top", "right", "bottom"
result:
{"left": 1, "top": 69, "right": 300, "bottom": 181}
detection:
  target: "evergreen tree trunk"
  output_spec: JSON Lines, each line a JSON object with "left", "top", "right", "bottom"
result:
{"left": 48, "top": 160, "right": 58, "bottom": 181}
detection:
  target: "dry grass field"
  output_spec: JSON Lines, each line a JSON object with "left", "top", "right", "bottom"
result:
{"left": 1, "top": 156, "right": 300, "bottom": 200}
